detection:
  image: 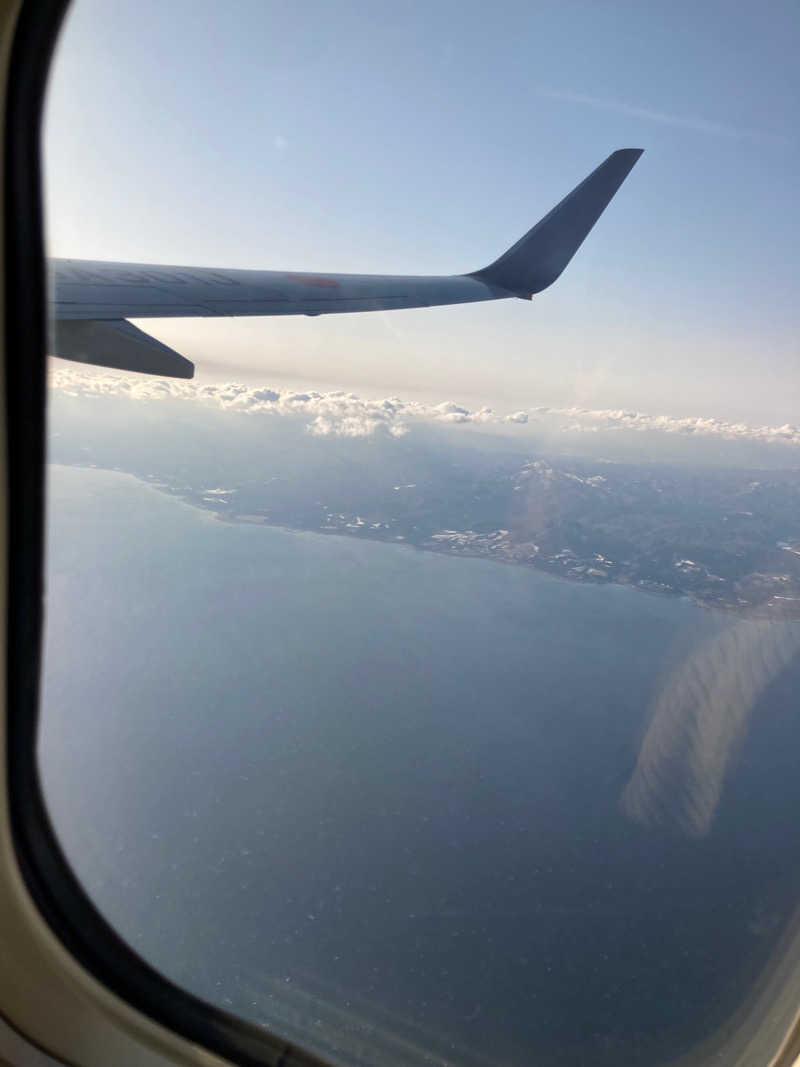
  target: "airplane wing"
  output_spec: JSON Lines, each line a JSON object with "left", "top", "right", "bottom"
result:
{"left": 49, "top": 148, "right": 642, "bottom": 380}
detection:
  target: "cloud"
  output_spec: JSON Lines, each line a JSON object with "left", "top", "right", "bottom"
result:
{"left": 540, "top": 88, "right": 791, "bottom": 145}
{"left": 535, "top": 405, "right": 800, "bottom": 447}
{"left": 48, "top": 368, "right": 536, "bottom": 439}
{"left": 48, "top": 366, "right": 800, "bottom": 447}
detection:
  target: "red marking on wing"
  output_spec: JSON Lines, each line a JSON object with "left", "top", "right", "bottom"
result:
{"left": 286, "top": 273, "right": 341, "bottom": 289}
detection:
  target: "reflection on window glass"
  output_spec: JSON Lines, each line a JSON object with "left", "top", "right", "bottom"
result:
{"left": 41, "top": 2, "right": 800, "bottom": 1065}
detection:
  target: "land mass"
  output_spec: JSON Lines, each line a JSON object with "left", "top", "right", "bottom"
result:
{"left": 142, "top": 452, "right": 800, "bottom": 620}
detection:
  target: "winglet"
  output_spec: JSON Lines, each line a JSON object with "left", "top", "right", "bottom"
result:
{"left": 470, "top": 148, "right": 643, "bottom": 298}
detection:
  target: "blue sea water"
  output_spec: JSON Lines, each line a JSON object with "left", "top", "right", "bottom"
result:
{"left": 40, "top": 464, "right": 800, "bottom": 1067}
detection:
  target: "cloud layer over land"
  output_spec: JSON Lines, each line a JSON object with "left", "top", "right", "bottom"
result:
{"left": 50, "top": 367, "right": 800, "bottom": 449}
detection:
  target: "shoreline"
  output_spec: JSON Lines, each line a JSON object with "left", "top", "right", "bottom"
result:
{"left": 53, "top": 463, "right": 800, "bottom": 623}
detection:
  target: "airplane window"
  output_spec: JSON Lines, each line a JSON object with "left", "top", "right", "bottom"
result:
{"left": 40, "top": 2, "right": 800, "bottom": 1065}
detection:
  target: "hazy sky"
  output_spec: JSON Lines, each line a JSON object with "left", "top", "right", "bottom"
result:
{"left": 44, "top": 0, "right": 799, "bottom": 422}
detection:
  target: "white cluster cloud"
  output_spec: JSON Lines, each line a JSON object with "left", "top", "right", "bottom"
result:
{"left": 535, "top": 405, "right": 800, "bottom": 447}
{"left": 49, "top": 367, "right": 528, "bottom": 439}
{"left": 49, "top": 366, "right": 800, "bottom": 448}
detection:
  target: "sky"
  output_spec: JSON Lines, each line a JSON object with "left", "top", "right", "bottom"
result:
{"left": 43, "top": 0, "right": 799, "bottom": 424}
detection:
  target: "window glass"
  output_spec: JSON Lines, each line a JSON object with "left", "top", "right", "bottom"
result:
{"left": 42, "top": 2, "right": 800, "bottom": 1065}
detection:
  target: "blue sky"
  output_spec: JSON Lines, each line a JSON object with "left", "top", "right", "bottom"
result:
{"left": 44, "top": 0, "right": 799, "bottom": 422}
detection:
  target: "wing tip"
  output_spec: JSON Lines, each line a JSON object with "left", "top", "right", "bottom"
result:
{"left": 617, "top": 146, "right": 644, "bottom": 160}
{"left": 471, "top": 147, "right": 644, "bottom": 296}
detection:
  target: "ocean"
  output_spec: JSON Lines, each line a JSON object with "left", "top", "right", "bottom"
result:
{"left": 40, "top": 464, "right": 800, "bottom": 1067}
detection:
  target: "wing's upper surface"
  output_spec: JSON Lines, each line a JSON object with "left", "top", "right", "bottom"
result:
{"left": 52, "top": 266, "right": 502, "bottom": 321}
{"left": 49, "top": 149, "right": 642, "bottom": 379}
